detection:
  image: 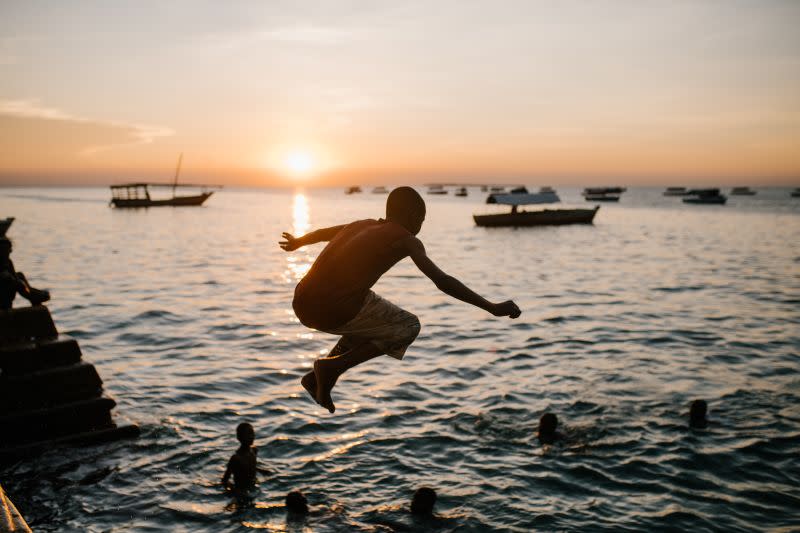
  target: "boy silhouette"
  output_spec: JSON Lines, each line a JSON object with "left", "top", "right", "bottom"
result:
{"left": 280, "top": 186, "right": 520, "bottom": 413}
{"left": 222, "top": 422, "right": 258, "bottom": 490}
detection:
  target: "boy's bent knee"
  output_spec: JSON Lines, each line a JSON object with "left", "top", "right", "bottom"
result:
{"left": 406, "top": 314, "right": 421, "bottom": 343}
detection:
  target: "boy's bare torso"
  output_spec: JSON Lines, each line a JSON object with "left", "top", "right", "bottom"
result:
{"left": 293, "top": 219, "right": 411, "bottom": 331}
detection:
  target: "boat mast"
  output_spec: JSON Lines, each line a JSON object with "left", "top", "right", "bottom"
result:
{"left": 172, "top": 153, "right": 183, "bottom": 197}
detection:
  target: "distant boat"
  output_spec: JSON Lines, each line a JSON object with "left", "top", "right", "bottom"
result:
{"left": 0, "top": 217, "right": 13, "bottom": 236}
{"left": 663, "top": 187, "right": 690, "bottom": 196}
{"left": 371, "top": 186, "right": 389, "bottom": 194}
{"left": 582, "top": 187, "right": 622, "bottom": 202}
{"left": 489, "top": 186, "right": 505, "bottom": 193}
{"left": 792, "top": 188, "right": 800, "bottom": 198}
{"left": 345, "top": 186, "right": 362, "bottom": 194}
{"left": 683, "top": 188, "right": 727, "bottom": 205}
{"left": 110, "top": 154, "right": 220, "bottom": 208}
{"left": 455, "top": 187, "right": 468, "bottom": 197}
{"left": 480, "top": 185, "right": 488, "bottom": 192}
{"left": 538, "top": 186, "right": 556, "bottom": 194}
{"left": 730, "top": 187, "right": 756, "bottom": 196}
{"left": 427, "top": 185, "right": 448, "bottom": 195}
{"left": 474, "top": 187, "right": 598, "bottom": 227}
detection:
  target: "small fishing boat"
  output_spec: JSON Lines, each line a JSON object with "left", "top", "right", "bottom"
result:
{"left": 455, "top": 187, "right": 468, "bottom": 197}
{"left": 110, "top": 154, "right": 220, "bottom": 208}
{"left": 792, "top": 188, "right": 800, "bottom": 198}
{"left": 345, "top": 186, "right": 362, "bottom": 194}
{"left": 663, "top": 187, "right": 690, "bottom": 196}
{"left": 682, "top": 188, "right": 727, "bottom": 205}
{"left": 474, "top": 187, "right": 598, "bottom": 227}
{"left": 427, "top": 185, "right": 448, "bottom": 195}
{"left": 730, "top": 187, "right": 756, "bottom": 196}
{"left": 371, "top": 186, "right": 389, "bottom": 194}
{"left": 539, "top": 186, "right": 556, "bottom": 194}
{"left": 582, "top": 187, "right": 622, "bottom": 202}
{"left": 0, "top": 217, "right": 13, "bottom": 237}
{"left": 489, "top": 186, "right": 505, "bottom": 193}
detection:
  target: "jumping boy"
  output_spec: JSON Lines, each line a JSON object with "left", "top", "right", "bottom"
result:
{"left": 280, "top": 186, "right": 520, "bottom": 413}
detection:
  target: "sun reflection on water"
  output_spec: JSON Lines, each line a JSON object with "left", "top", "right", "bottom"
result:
{"left": 284, "top": 192, "right": 313, "bottom": 282}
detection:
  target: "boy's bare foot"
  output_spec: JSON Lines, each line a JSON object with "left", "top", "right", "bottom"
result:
{"left": 313, "top": 358, "right": 341, "bottom": 414}
{"left": 300, "top": 372, "right": 319, "bottom": 405}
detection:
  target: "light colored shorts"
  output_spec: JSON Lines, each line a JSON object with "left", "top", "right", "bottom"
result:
{"left": 326, "top": 291, "right": 420, "bottom": 360}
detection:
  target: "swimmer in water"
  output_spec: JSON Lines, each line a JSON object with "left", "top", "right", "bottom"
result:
{"left": 222, "top": 423, "right": 258, "bottom": 490}
{"left": 689, "top": 399, "right": 708, "bottom": 429}
{"left": 537, "top": 412, "right": 562, "bottom": 444}
{"left": 410, "top": 487, "right": 437, "bottom": 515}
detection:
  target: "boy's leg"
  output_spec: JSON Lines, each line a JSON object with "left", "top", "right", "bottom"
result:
{"left": 301, "top": 338, "right": 383, "bottom": 413}
{"left": 314, "top": 341, "right": 383, "bottom": 413}
{"left": 300, "top": 337, "right": 352, "bottom": 403}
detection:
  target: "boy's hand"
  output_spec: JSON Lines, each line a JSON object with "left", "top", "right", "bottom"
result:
{"left": 492, "top": 300, "right": 521, "bottom": 319}
{"left": 279, "top": 232, "right": 299, "bottom": 251}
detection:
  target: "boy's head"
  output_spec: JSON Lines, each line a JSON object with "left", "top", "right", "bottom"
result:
{"left": 386, "top": 187, "right": 426, "bottom": 235}
{"left": 236, "top": 422, "right": 255, "bottom": 446}
{"left": 285, "top": 490, "right": 309, "bottom": 515}
{"left": 410, "top": 486, "right": 437, "bottom": 515}
{"left": 538, "top": 412, "right": 558, "bottom": 443}
{"left": 689, "top": 399, "right": 707, "bottom": 428}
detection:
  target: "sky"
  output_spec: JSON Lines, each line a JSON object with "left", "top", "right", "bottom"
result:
{"left": 1, "top": 1, "right": 799, "bottom": 187}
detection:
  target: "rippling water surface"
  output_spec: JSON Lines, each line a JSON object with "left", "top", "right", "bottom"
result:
{"left": 1, "top": 186, "right": 799, "bottom": 532}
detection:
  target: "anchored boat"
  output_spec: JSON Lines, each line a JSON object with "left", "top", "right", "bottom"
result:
{"left": 474, "top": 187, "right": 599, "bottom": 227}
{"left": 663, "top": 187, "right": 690, "bottom": 196}
{"left": 682, "top": 188, "right": 727, "bottom": 204}
{"left": 110, "top": 154, "right": 221, "bottom": 208}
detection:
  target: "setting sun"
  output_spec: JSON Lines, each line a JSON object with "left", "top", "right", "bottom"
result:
{"left": 284, "top": 150, "right": 315, "bottom": 178}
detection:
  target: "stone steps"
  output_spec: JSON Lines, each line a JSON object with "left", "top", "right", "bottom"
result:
{"left": 0, "top": 305, "right": 139, "bottom": 462}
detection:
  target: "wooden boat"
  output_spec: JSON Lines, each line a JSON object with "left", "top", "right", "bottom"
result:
{"left": 730, "top": 187, "right": 756, "bottom": 196}
{"left": 682, "top": 188, "right": 727, "bottom": 204}
{"left": 583, "top": 187, "right": 624, "bottom": 202}
{"left": 455, "top": 187, "right": 468, "bottom": 197}
{"left": 474, "top": 188, "right": 599, "bottom": 227}
{"left": 110, "top": 154, "right": 220, "bottom": 208}
{"left": 663, "top": 187, "right": 689, "bottom": 196}
{"left": 0, "top": 217, "right": 13, "bottom": 237}
{"left": 345, "top": 186, "right": 362, "bottom": 194}
{"left": 584, "top": 193, "right": 620, "bottom": 202}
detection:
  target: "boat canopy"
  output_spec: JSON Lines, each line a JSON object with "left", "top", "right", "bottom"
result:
{"left": 486, "top": 191, "right": 560, "bottom": 205}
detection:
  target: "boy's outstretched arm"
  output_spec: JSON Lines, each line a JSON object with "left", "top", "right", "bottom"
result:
{"left": 403, "top": 237, "right": 521, "bottom": 318}
{"left": 279, "top": 225, "right": 346, "bottom": 251}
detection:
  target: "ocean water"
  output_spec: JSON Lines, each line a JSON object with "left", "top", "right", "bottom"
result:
{"left": 1, "top": 185, "right": 799, "bottom": 532}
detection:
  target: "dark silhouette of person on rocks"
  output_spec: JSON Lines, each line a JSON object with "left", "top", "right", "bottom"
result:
{"left": 0, "top": 237, "right": 50, "bottom": 310}
{"left": 280, "top": 186, "right": 521, "bottom": 413}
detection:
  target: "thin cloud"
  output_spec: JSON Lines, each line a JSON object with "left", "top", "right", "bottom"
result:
{"left": 0, "top": 98, "right": 174, "bottom": 153}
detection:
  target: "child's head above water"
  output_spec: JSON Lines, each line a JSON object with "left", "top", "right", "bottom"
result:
{"left": 285, "top": 490, "right": 309, "bottom": 515}
{"left": 538, "top": 412, "right": 559, "bottom": 444}
{"left": 689, "top": 399, "right": 708, "bottom": 428}
{"left": 236, "top": 422, "right": 255, "bottom": 447}
{"left": 410, "top": 487, "right": 437, "bottom": 515}
{"left": 386, "top": 187, "right": 426, "bottom": 235}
